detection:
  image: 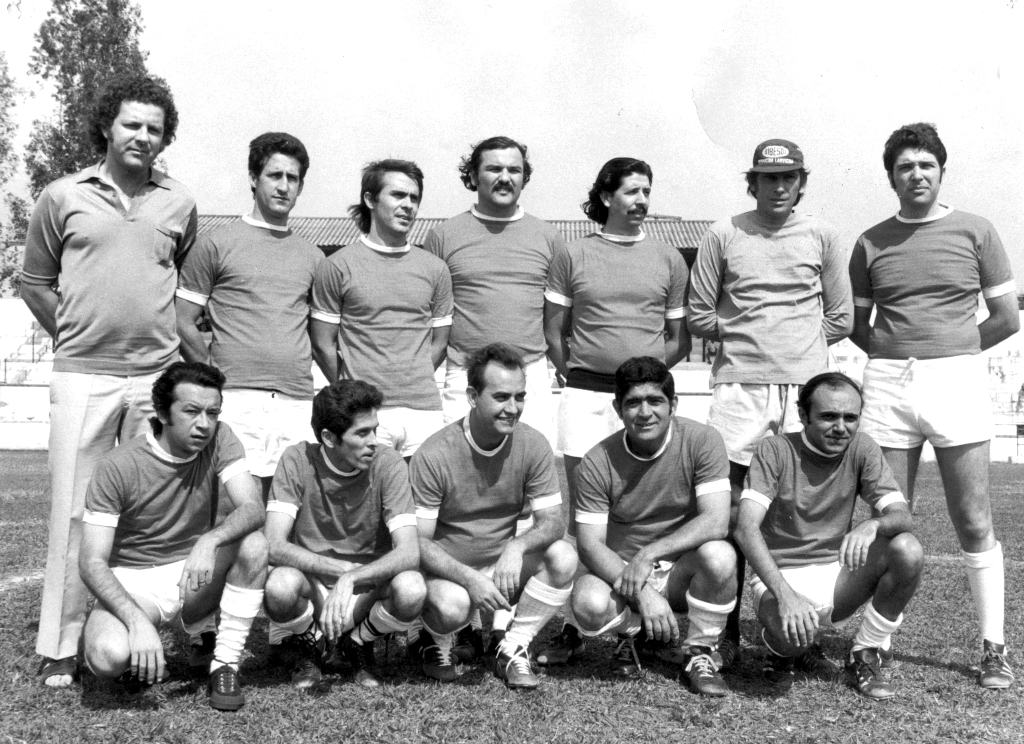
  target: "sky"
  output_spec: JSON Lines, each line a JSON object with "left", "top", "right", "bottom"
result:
{"left": 2, "top": 0, "right": 1022, "bottom": 276}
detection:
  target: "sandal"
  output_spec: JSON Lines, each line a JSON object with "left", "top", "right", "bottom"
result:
{"left": 39, "top": 656, "right": 79, "bottom": 687}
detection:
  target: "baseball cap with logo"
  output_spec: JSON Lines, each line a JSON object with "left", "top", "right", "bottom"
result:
{"left": 750, "top": 139, "right": 805, "bottom": 173}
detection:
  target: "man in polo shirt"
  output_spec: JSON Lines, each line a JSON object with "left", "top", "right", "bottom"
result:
{"left": 177, "top": 132, "right": 323, "bottom": 501}
{"left": 849, "top": 122, "right": 1019, "bottom": 689}
{"left": 570, "top": 357, "right": 736, "bottom": 696}
{"left": 79, "top": 362, "right": 268, "bottom": 711}
{"left": 310, "top": 159, "right": 452, "bottom": 460}
{"left": 734, "top": 372, "right": 923, "bottom": 699}
{"left": 21, "top": 74, "right": 198, "bottom": 687}
{"left": 410, "top": 343, "right": 577, "bottom": 690}
{"left": 540, "top": 157, "right": 689, "bottom": 665}
{"left": 263, "top": 380, "right": 424, "bottom": 690}
{"left": 687, "top": 139, "right": 853, "bottom": 666}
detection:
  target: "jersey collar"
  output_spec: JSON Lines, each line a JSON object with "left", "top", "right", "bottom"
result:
{"left": 147, "top": 432, "right": 198, "bottom": 464}
{"left": 360, "top": 234, "right": 410, "bottom": 253}
{"left": 800, "top": 431, "right": 841, "bottom": 459}
{"left": 597, "top": 228, "right": 646, "bottom": 244}
{"left": 462, "top": 415, "right": 508, "bottom": 457}
{"left": 896, "top": 204, "right": 953, "bottom": 224}
{"left": 622, "top": 421, "right": 673, "bottom": 461}
{"left": 242, "top": 213, "right": 289, "bottom": 232}
{"left": 471, "top": 205, "right": 524, "bottom": 222}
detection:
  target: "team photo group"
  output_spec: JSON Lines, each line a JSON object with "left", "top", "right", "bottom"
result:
{"left": 19, "top": 71, "right": 1018, "bottom": 713}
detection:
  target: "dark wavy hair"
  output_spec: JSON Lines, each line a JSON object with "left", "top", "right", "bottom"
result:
{"left": 311, "top": 380, "right": 384, "bottom": 443}
{"left": 614, "top": 356, "right": 674, "bottom": 407}
{"left": 347, "top": 159, "right": 424, "bottom": 234}
{"left": 797, "top": 372, "right": 863, "bottom": 415}
{"left": 581, "top": 158, "right": 653, "bottom": 225}
{"left": 882, "top": 122, "right": 947, "bottom": 179}
{"left": 149, "top": 362, "right": 226, "bottom": 435}
{"left": 248, "top": 132, "right": 310, "bottom": 186}
{"left": 89, "top": 74, "right": 178, "bottom": 156}
{"left": 466, "top": 343, "right": 525, "bottom": 393}
{"left": 458, "top": 136, "right": 533, "bottom": 191}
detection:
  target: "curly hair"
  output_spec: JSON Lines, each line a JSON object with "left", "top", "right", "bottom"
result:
{"left": 347, "top": 159, "right": 424, "bottom": 234}
{"left": 311, "top": 380, "right": 384, "bottom": 443}
{"left": 149, "top": 362, "right": 226, "bottom": 435}
{"left": 248, "top": 132, "right": 310, "bottom": 183}
{"left": 581, "top": 158, "right": 653, "bottom": 225}
{"left": 89, "top": 74, "right": 179, "bottom": 156}
{"left": 882, "top": 122, "right": 946, "bottom": 174}
{"left": 457, "top": 136, "right": 533, "bottom": 191}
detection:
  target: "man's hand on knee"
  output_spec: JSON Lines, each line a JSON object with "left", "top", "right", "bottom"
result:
{"left": 127, "top": 618, "right": 165, "bottom": 685}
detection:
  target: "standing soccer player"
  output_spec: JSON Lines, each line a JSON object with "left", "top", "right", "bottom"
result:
{"left": 849, "top": 123, "right": 1019, "bottom": 689}
{"left": 176, "top": 132, "right": 323, "bottom": 501}
{"left": 21, "top": 75, "right": 197, "bottom": 687}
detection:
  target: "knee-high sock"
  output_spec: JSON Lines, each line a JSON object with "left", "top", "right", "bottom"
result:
{"left": 354, "top": 602, "right": 413, "bottom": 646}
{"left": 684, "top": 591, "right": 735, "bottom": 650}
{"left": 268, "top": 602, "right": 315, "bottom": 646}
{"left": 725, "top": 548, "right": 745, "bottom": 642}
{"left": 963, "top": 542, "right": 1005, "bottom": 645}
{"left": 501, "top": 578, "right": 571, "bottom": 651}
{"left": 492, "top": 606, "right": 516, "bottom": 632}
{"left": 851, "top": 601, "right": 902, "bottom": 656}
{"left": 576, "top": 606, "right": 643, "bottom": 638}
{"left": 211, "top": 585, "right": 264, "bottom": 672}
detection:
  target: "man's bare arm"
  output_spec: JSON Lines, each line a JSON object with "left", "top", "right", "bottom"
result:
{"left": 543, "top": 300, "right": 572, "bottom": 379}
{"left": 174, "top": 297, "right": 210, "bottom": 364}
{"left": 310, "top": 318, "right": 340, "bottom": 383}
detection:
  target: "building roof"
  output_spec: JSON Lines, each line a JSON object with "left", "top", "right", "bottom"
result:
{"left": 197, "top": 215, "right": 712, "bottom": 250}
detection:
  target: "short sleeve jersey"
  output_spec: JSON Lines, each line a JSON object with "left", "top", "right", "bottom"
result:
{"left": 176, "top": 218, "right": 323, "bottom": 399}
{"left": 410, "top": 419, "right": 561, "bottom": 568}
{"left": 424, "top": 210, "right": 567, "bottom": 366}
{"left": 742, "top": 432, "right": 904, "bottom": 568}
{"left": 21, "top": 164, "right": 198, "bottom": 376}
{"left": 544, "top": 233, "right": 687, "bottom": 374}
{"left": 575, "top": 417, "right": 730, "bottom": 561}
{"left": 311, "top": 237, "right": 453, "bottom": 409}
{"left": 268, "top": 441, "right": 416, "bottom": 563}
{"left": 849, "top": 209, "right": 1015, "bottom": 360}
{"left": 83, "top": 425, "right": 248, "bottom": 568}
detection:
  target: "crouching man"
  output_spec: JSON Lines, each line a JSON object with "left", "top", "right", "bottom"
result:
{"left": 734, "top": 372, "right": 923, "bottom": 699}
{"left": 571, "top": 357, "right": 737, "bottom": 696}
{"left": 79, "top": 362, "right": 268, "bottom": 712}
{"left": 262, "top": 380, "right": 424, "bottom": 690}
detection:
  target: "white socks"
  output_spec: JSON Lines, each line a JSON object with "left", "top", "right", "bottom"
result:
{"left": 211, "top": 585, "right": 264, "bottom": 672}
{"left": 963, "top": 542, "right": 1005, "bottom": 645}
{"left": 683, "top": 591, "right": 735, "bottom": 650}
{"left": 268, "top": 602, "right": 315, "bottom": 646}
{"left": 354, "top": 602, "right": 412, "bottom": 646}
{"left": 852, "top": 601, "right": 902, "bottom": 655}
{"left": 501, "top": 578, "right": 572, "bottom": 652}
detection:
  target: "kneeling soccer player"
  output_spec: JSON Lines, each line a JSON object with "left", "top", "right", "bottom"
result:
{"left": 79, "top": 362, "right": 268, "bottom": 712}
{"left": 263, "top": 380, "right": 424, "bottom": 689}
{"left": 571, "top": 357, "right": 737, "bottom": 696}
{"left": 734, "top": 372, "right": 923, "bottom": 700}
{"left": 411, "top": 343, "right": 577, "bottom": 689}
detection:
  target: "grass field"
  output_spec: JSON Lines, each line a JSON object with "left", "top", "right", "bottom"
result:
{"left": 1, "top": 450, "right": 1023, "bottom": 743}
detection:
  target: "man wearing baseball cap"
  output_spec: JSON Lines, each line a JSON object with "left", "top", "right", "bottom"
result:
{"left": 687, "top": 139, "right": 853, "bottom": 669}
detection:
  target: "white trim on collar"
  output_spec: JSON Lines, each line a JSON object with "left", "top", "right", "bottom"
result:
{"left": 623, "top": 421, "right": 673, "bottom": 461}
{"left": 462, "top": 415, "right": 508, "bottom": 457}
{"left": 147, "top": 432, "right": 198, "bottom": 464}
{"left": 359, "top": 234, "right": 410, "bottom": 253}
{"left": 597, "top": 228, "right": 646, "bottom": 243}
{"left": 471, "top": 205, "right": 524, "bottom": 222}
{"left": 801, "top": 431, "right": 841, "bottom": 459}
{"left": 242, "top": 213, "right": 289, "bottom": 232}
{"left": 321, "top": 447, "right": 360, "bottom": 477}
{"left": 896, "top": 204, "right": 953, "bottom": 224}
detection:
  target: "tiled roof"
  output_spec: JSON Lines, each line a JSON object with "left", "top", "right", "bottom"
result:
{"left": 197, "top": 215, "right": 711, "bottom": 250}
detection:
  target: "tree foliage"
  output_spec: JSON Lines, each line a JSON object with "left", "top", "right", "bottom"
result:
{"left": 23, "top": 0, "right": 151, "bottom": 200}
{"left": 0, "top": 51, "right": 28, "bottom": 296}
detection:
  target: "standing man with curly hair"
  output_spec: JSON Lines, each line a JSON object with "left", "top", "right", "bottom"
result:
{"left": 21, "top": 74, "right": 198, "bottom": 687}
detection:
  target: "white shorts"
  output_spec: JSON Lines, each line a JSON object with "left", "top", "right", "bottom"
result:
{"left": 220, "top": 388, "right": 315, "bottom": 477}
{"left": 749, "top": 561, "right": 851, "bottom": 628}
{"left": 708, "top": 383, "right": 803, "bottom": 466}
{"left": 112, "top": 560, "right": 186, "bottom": 626}
{"left": 860, "top": 355, "right": 992, "bottom": 449}
{"left": 579, "top": 561, "right": 674, "bottom": 637}
{"left": 556, "top": 387, "right": 622, "bottom": 458}
{"left": 442, "top": 356, "right": 555, "bottom": 447}
{"left": 375, "top": 407, "right": 445, "bottom": 457}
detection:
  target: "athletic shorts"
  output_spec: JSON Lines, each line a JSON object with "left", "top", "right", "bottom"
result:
{"left": 308, "top": 574, "right": 356, "bottom": 633}
{"left": 859, "top": 355, "right": 992, "bottom": 449}
{"left": 443, "top": 356, "right": 555, "bottom": 447}
{"left": 556, "top": 387, "right": 622, "bottom": 458}
{"left": 577, "top": 560, "right": 675, "bottom": 637}
{"left": 708, "top": 383, "right": 802, "bottom": 466}
{"left": 112, "top": 560, "right": 187, "bottom": 626}
{"left": 220, "top": 388, "right": 314, "bottom": 477}
{"left": 375, "top": 407, "right": 445, "bottom": 457}
{"left": 749, "top": 561, "right": 851, "bottom": 628}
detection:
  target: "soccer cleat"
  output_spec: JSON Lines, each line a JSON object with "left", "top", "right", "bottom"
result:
{"left": 342, "top": 635, "right": 382, "bottom": 689}
{"left": 188, "top": 631, "right": 217, "bottom": 671}
{"left": 794, "top": 643, "right": 840, "bottom": 678}
{"left": 878, "top": 645, "right": 896, "bottom": 669}
{"left": 282, "top": 622, "right": 326, "bottom": 690}
{"left": 682, "top": 646, "right": 729, "bottom": 697}
{"left": 714, "top": 637, "right": 741, "bottom": 672}
{"left": 762, "top": 653, "right": 795, "bottom": 687}
{"left": 979, "top": 640, "right": 1015, "bottom": 689}
{"left": 846, "top": 648, "right": 895, "bottom": 700}
{"left": 536, "top": 624, "right": 586, "bottom": 666}
{"left": 610, "top": 632, "right": 644, "bottom": 678}
{"left": 208, "top": 664, "right": 245, "bottom": 711}
{"left": 38, "top": 656, "right": 79, "bottom": 688}
{"left": 494, "top": 643, "right": 539, "bottom": 690}
{"left": 485, "top": 629, "right": 506, "bottom": 657}
{"left": 650, "top": 640, "right": 688, "bottom": 666}
{"left": 453, "top": 625, "right": 486, "bottom": 662}
{"left": 420, "top": 633, "right": 458, "bottom": 682}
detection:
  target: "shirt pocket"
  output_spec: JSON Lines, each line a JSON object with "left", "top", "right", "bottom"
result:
{"left": 152, "top": 224, "right": 181, "bottom": 267}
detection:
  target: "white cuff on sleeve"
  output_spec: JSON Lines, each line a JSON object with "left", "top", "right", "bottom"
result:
{"left": 695, "top": 478, "right": 730, "bottom": 497}
{"left": 575, "top": 511, "right": 609, "bottom": 525}
{"left": 430, "top": 315, "right": 454, "bottom": 328}
{"left": 853, "top": 296, "right": 874, "bottom": 309}
{"left": 310, "top": 309, "right": 341, "bottom": 324}
{"left": 874, "top": 491, "right": 907, "bottom": 511}
{"left": 529, "top": 492, "right": 562, "bottom": 511}
{"left": 387, "top": 513, "right": 418, "bottom": 532}
{"left": 266, "top": 501, "right": 299, "bottom": 519}
{"left": 664, "top": 306, "right": 686, "bottom": 320}
{"left": 175, "top": 287, "right": 210, "bottom": 307}
{"left": 415, "top": 506, "right": 440, "bottom": 520}
{"left": 219, "top": 460, "right": 251, "bottom": 485}
{"left": 740, "top": 489, "right": 772, "bottom": 510}
{"left": 83, "top": 509, "right": 120, "bottom": 528}
{"left": 982, "top": 280, "right": 1016, "bottom": 299}
{"left": 544, "top": 289, "right": 573, "bottom": 307}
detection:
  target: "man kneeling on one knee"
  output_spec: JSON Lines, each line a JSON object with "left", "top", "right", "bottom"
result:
{"left": 734, "top": 372, "right": 923, "bottom": 700}
{"left": 571, "top": 356, "right": 738, "bottom": 697}
{"left": 79, "top": 362, "right": 268, "bottom": 712}
{"left": 263, "top": 380, "right": 425, "bottom": 690}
